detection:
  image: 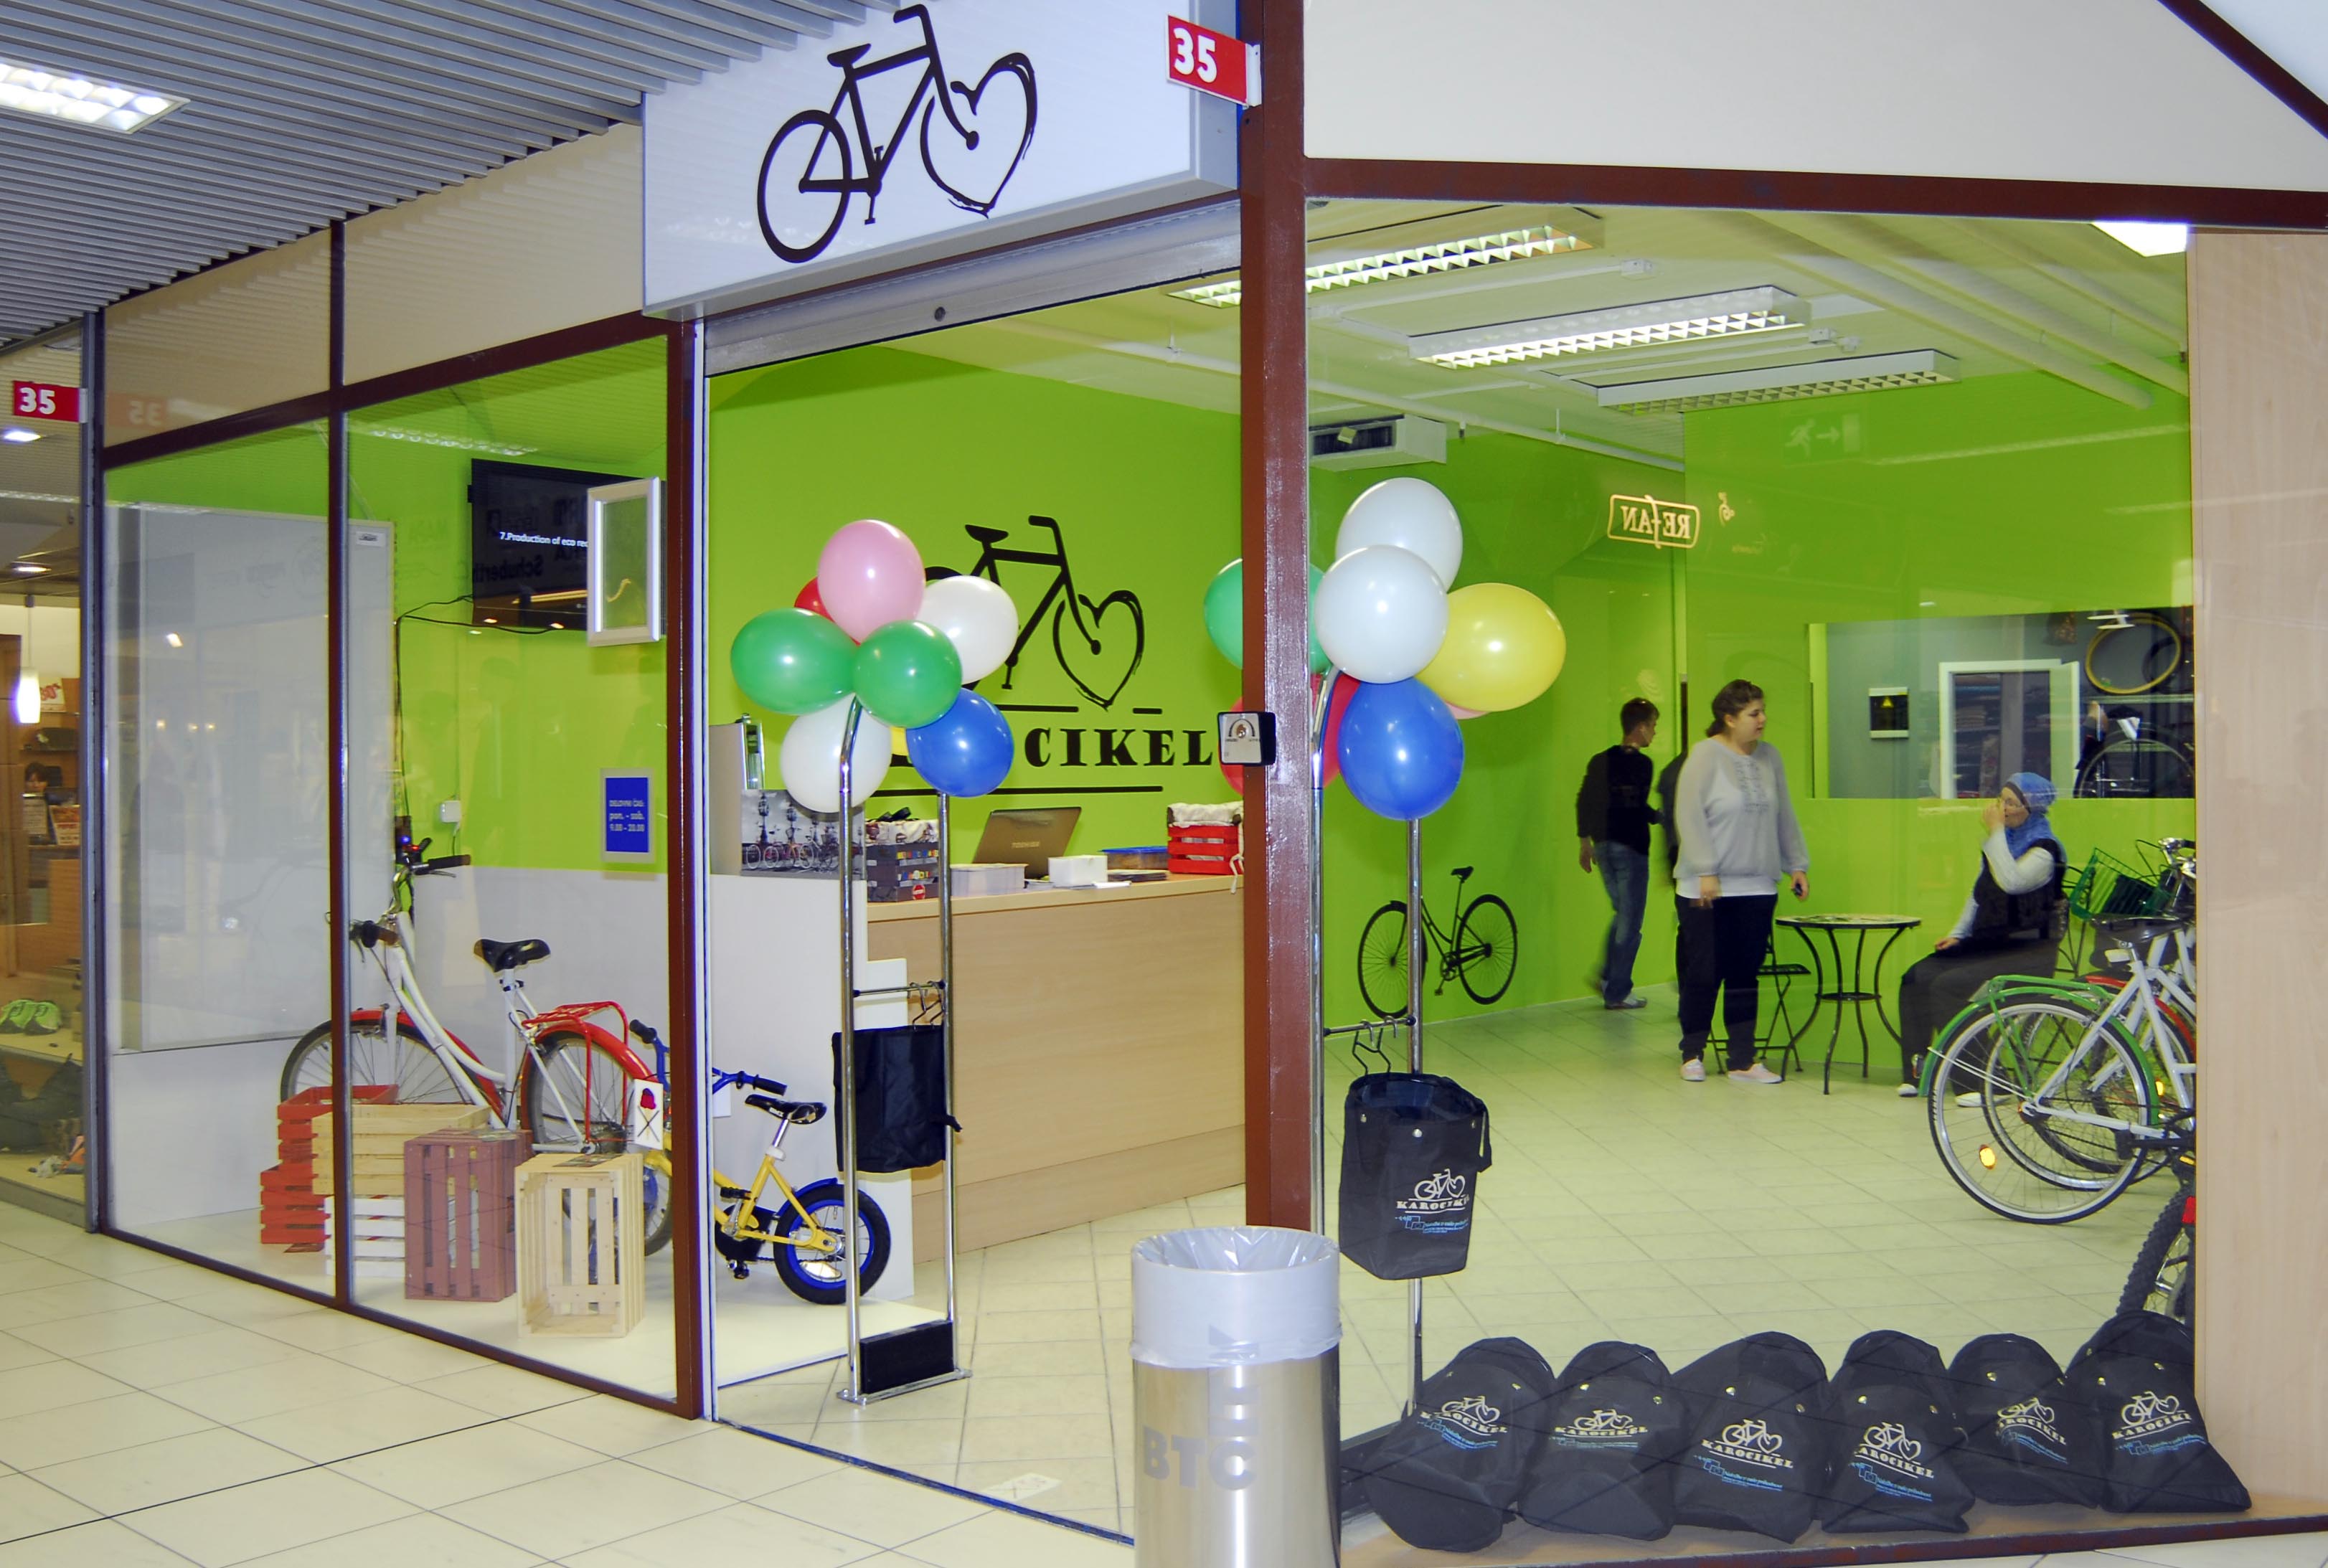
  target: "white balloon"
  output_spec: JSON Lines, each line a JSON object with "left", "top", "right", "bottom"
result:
{"left": 1336, "top": 477, "right": 1464, "bottom": 588}
{"left": 1314, "top": 545, "right": 1450, "bottom": 684}
{"left": 779, "top": 697, "right": 891, "bottom": 814}
{"left": 918, "top": 574, "right": 1019, "bottom": 684}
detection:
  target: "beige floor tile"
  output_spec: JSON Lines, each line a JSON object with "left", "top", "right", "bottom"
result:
{"left": 957, "top": 1412, "right": 1113, "bottom": 1465}
{"left": 0, "top": 1391, "right": 215, "bottom": 1470}
{"left": 511, "top": 1394, "right": 704, "bottom": 1458}
{"left": 126, "top": 1468, "right": 415, "bottom": 1567}
{"left": 964, "top": 1339, "right": 1107, "bottom": 1378}
{"left": 235, "top": 1511, "right": 543, "bottom": 1568}
{"left": 34, "top": 1425, "right": 307, "bottom": 1516}
{"left": 0, "top": 1473, "right": 98, "bottom": 1546}
{"left": 0, "top": 1517, "right": 200, "bottom": 1567}
{"left": 413, "top": 1363, "right": 592, "bottom": 1419}
{"left": 963, "top": 1374, "right": 1108, "bottom": 1419}
{"left": 896, "top": 1508, "right": 1131, "bottom": 1567}
{"left": 717, "top": 1377, "right": 839, "bottom": 1428}
{"left": 759, "top": 1462, "right": 986, "bottom": 1549}
{"left": 0, "top": 1277, "right": 155, "bottom": 1328}
{"left": 0, "top": 1333, "right": 52, "bottom": 1375}
{"left": 2103, "top": 1540, "right": 2328, "bottom": 1568}
{"left": 0, "top": 1260, "right": 89, "bottom": 1297}
{"left": 953, "top": 1454, "right": 1118, "bottom": 1513}
{"left": 235, "top": 1384, "right": 495, "bottom": 1463}
{"left": 330, "top": 1420, "right": 605, "bottom": 1508}
{"left": 974, "top": 1278, "right": 1098, "bottom": 1313}
{"left": 0, "top": 1359, "right": 130, "bottom": 1420}
{"left": 626, "top": 1423, "right": 847, "bottom": 1499}
{"left": 11, "top": 1303, "right": 225, "bottom": 1359}
{"left": 22, "top": 1234, "right": 185, "bottom": 1278}
{"left": 73, "top": 1326, "right": 303, "bottom": 1389}
{"left": 176, "top": 1286, "right": 328, "bottom": 1328}
{"left": 802, "top": 1419, "right": 963, "bottom": 1468}
{"left": 974, "top": 1309, "right": 1102, "bottom": 1344}
{"left": 438, "top": 1458, "right": 732, "bottom": 1559}
{"left": 156, "top": 1354, "right": 398, "bottom": 1425}
{"left": 564, "top": 1500, "right": 880, "bottom": 1567}
{"left": 1805, "top": 1272, "right": 1946, "bottom": 1310}
{"left": 98, "top": 1262, "right": 251, "bottom": 1305}
{"left": 247, "top": 1310, "right": 402, "bottom": 1354}
{"left": 322, "top": 1332, "right": 494, "bottom": 1384}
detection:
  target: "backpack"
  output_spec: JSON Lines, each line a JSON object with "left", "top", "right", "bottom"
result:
{"left": 1517, "top": 1341, "right": 1690, "bottom": 1540}
{"left": 830, "top": 1025, "right": 958, "bottom": 1173}
{"left": 1365, "top": 1337, "right": 1555, "bottom": 1553}
{"left": 1948, "top": 1333, "right": 2106, "bottom": 1507}
{"left": 2070, "top": 1311, "right": 2249, "bottom": 1513}
{"left": 1337, "top": 1072, "right": 1491, "bottom": 1280}
{"left": 1672, "top": 1333, "right": 1832, "bottom": 1543}
{"left": 1822, "top": 1331, "right": 1974, "bottom": 1534}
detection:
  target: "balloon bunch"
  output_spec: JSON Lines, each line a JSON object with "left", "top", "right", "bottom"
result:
{"left": 731, "top": 519, "right": 1019, "bottom": 811}
{"left": 1205, "top": 478, "right": 1565, "bottom": 821}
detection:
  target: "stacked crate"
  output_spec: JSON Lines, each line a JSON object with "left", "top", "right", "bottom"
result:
{"left": 261, "top": 1085, "right": 392, "bottom": 1250}
{"left": 405, "top": 1129, "right": 525, "bottom": 1303}
{"left": 316, "top": 1103, "right": 489, "bottom": 1276}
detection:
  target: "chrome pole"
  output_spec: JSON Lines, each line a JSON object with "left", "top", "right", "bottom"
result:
{"left": 1310, "top": 669, "right": 1337, "bottom": 1233}
{"left": 1406, "top": 814, "right": 1425, "bottom": 1410}
{"left": 837, "top": 701, "right": 863, "bottom": 1402}
{"left": 939, "top": 793, "right": 959, "bottom": 1331}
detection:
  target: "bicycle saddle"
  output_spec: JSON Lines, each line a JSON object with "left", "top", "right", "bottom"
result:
{"left": 745, "top": 1093, "right": 826, "bottom": 1125}
{"left": 2092, "top": 915, "right": 2189, "bottom": 948}
{"left": 1450, "top": 865, "right": 1474, "bottom": 879}
{"left": 473, "top": 936, "right": 552, "bottom": 973}
{"left": 964, "top": 524, "right": 1009, "bottom": 544}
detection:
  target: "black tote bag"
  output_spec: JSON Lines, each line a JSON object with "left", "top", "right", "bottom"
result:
{"left": 1518, "top": 1341, "right": 1691, "bottom": 1540}
{"left": 1366, "top": 1337, "right": 1556, "bottom": 1554}
{"left": 1948, "top": 1333, "right": 2106, "bottom": 1507}
{"left": 830, "top": 1025, "right": 959, "bottom": 1173}
{"left": 2071, "top": 1311, "right": 2249, "bottom": 1513}
{"left": 1672, "top": 1333, "right": 1834, "bottom": 1544}
{"left": 1822, "top": 1331, "right": 1975, "bottom": 1534}
{"left": 1338, "top": 1072, "right": 1491, "bottom": 1280}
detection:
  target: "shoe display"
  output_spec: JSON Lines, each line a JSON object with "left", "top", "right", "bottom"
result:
{"left": 0, "top": 1000, "right": 31, "bottom": 1034}
{"left": 1605, "top": 995, "right": 1648, "bottom": 1011}
{"left": 1727, "top": 1062, "right": 1785, "bottom": 1085}
{"left": 1679, "top": 1058, "right": 1706, "bottom": 1082}
{"left": 20, "top": 1001, "right": 62, "bottom": 1036}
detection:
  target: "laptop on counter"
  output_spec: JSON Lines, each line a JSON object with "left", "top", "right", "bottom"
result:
{"left": 971, "top": 806, "right": 1081, "bottom": 880}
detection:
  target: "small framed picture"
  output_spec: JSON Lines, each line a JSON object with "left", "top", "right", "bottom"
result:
{"left": 1868, "top": 687, "right": 1910, "bottom": 739}
{"left": 585, "top": 478, "right": 664, "bottom": 646}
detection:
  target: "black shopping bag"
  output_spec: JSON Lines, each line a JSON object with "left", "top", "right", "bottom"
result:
{"left": 1517, "top": 1341, "right": 1690, "bottom": 1540}
{"left": 1366, "top": 1337, "right": 1555, "bottom": 1554}
{"left": 830, "top": 1025, "right": 959, "bottom": 1173}
{"left": 1948, "top": 1333, "right": 2106, "bottom": 1507}
{"left": 1822, "top": 1331, "right": 1974, "bottom": 1534}
{"left": 1673, "top": 1333, "right": 1833, "bottom": 1544}
{"left": 2071, "top": 1311, "right": 2249, "bottom": 1513}
{"left": 1338, "top": 1072, "right": 1491, "bottom": 1280}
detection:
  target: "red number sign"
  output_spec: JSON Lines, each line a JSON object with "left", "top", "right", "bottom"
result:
{"left": 1167, "top": 16, "right": 1258, "bottom": 106}
{"left": 9, "top": 382, "right": 80, "bottom": 422}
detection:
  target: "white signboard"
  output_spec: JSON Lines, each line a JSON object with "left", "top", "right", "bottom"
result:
{"left": 645, "top": 0, "right": 1238, "bottom": 318}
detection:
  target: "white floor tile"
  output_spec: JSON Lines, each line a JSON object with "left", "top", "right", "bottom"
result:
{"left": 321, "top": 1333, "right": 494, "bottom": 1384}
{"left": 625, "top": 1424, "right": 847, "bottom": 1500}
{"left": 29, "top": 1428, "right": 305, "bottom": 1515}
{"left": 330, "top": 1421, "right": 605, "bottom": 1509}
{"left": 895, "top": 1509, "right": 1131, "bottom": 1568}
{"left": 73, "top": 1326, "right": 303, "bottom": 1389}
{"left": 2106, "top": 1539, "right": 2328, "bottom": 1568}
{"left": 234, "top": 1384, "right": 496, "bottom": 1464}
{"left": 10, "top": 1303, "right": 225, "bottom": 1359}
{"left": 0, "top": 1518, "right": 201, "bottom": 1567}
{"left": 437, "top": 1459, "right": 732, "bottom": 1559}
{"left": 562, "top": 1500, "right": 881, "bottom": 1567}
{"left": 510, "top": 1394, "right": 704, "bottom": 1458}
{"left": 758, "top": 1463, "right": 986, "bottom": 1549}
{"left": 158, "top": 1353, "right": 400, "bottom": 1425}
{"left": 126, "top": 1468, "right": 415, "bottom": 1567}
{"left": 0, "top": 1392, "right": 215, "bottom": 1470}
{"left": 0, "top": 1359, "right": 131, "bottom": 1422}
{"left": 0, "top": 1473, "right": 98, "bottom": 1545}
{"left": 412, "top": 1363, "right": 592, "bottom": 1420}
{"left": 235, "top": 1511, "right": 543, "bottom": 1568}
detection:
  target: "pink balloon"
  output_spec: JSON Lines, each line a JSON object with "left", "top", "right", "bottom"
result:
{"left": 817, "top": 520, "right": 925, "bottom": 641}
{"left": 1446, "top": 702, "right": 1486, "bottom": 720}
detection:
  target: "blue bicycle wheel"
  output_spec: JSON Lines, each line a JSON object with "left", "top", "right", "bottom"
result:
{"left": 770, "top": 1179, "right": 892, "bottom": 1305}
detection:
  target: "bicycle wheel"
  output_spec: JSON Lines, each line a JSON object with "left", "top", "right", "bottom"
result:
{"left": 279, "top": 1015, "right": 463, "bottom": 1105}
{"left": 756, "top": 108, "right": 852, "bottom": 263}
{"left": 522, "top": 1034, "right": 672, "bottom": 1256}
{"left": 2118, "top": 1187, "right": 2195, "bottom": 1325}
{"left": 1926, "top": 1001, "right": 2154, "bottom": 1222}
{"left": 770, "top": 1179, "right": 891, "bottom": 1305}
{"left": 1454, "top": 894, "right": 1518, "bottom": 1006}
{"left": 1357, "top": 902, "right": 1410, "bottom": 1019}
{"left": 2075, "top": 738, "right": 2195, "bottom": 800}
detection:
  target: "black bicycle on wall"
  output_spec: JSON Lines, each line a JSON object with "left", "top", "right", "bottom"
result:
{"left": 757, "top": 4, "right": 1037, "bottom": 264}
{"left": 1357, "top": 866, "right": 1518, "bottom": 1016}
{"left": 929, "top": 516, "right": 1146, "bottom": 711}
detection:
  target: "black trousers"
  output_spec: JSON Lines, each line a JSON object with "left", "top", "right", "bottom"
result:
{"left": 1677, "top": 894, "right": 1778, "bottom": 1069}
{"left": 1895, "top": 936, "right": 2059, "bottom": 1082}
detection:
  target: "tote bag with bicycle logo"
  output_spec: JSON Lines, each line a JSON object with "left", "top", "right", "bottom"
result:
{"left": 1948, "top": 1332, "right": 2106, "bottom": 1507}
{"left": 2070, "top": 1310, "right": 2248, "bottom": 1513}
{"left": 1672, "top": 1332, "right": 1834, "bottom": 1543}
{"left": 1338, "top": 1072, "right": 1491, "bottom": 1280}
{"left": 1822, "top": 1330, "right": 1975, "bottom": 1534}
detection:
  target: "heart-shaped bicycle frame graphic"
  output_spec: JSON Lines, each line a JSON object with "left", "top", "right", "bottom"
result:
{"left": 930, "top": 515, "right": 1146, "bottom": 712}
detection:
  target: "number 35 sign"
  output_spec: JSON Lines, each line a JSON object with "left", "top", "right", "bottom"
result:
{"left": 9, "top": 382, "right": 80, "bottom": 423}
{"left": 1166, "top": 16, "right": 1258, "bottom": 106}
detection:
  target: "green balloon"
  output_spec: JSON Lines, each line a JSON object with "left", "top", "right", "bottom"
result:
{"left": 1202, "top": 559, "right": 1330, "bottom": 674}
{"left": 854, "top": 619, "right": 963, "bottom": 729}
{"left": 732, "top": 608, "right": 854, "bottom": 715}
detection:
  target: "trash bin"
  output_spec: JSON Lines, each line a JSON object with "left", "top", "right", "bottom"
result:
{"left": 1131, "top": 1226, "right": 1341, "bottom": 1567}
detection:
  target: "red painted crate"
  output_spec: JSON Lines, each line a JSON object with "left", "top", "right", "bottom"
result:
{"left": 263, "top": 1085, "right": 397, "bottom": 1252}
{"left": 1167, "top": 822, "right": 1241, "bottom": 876}
{"left": 405, "top": 1129, "right": 524, "bottom": 1302}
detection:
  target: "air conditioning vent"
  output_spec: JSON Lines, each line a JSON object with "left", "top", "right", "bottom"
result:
{"left": 1309, "top": 415, "right": 1447, "bottom": 470}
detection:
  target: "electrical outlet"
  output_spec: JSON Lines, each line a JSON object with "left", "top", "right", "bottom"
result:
{"left": 438, "top": 799, "right": 463, "bottom": 825}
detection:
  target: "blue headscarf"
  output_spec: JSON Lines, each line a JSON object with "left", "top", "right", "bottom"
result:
{"left": 2003, "top": 772, "right": 2057, "bottom": 859}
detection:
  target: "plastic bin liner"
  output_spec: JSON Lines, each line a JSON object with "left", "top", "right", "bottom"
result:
{"left": 1130, "top": 1227, "right": 1340, "bottom": 1371}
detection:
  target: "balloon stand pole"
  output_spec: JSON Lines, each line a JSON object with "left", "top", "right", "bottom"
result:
{"left": 1309, "top": 671, "right": 1336, "bottom": 1235}
{"left": 833, "top": 704, "right": 969, "bottom": 1407}
{"left": 1405, "top": 816, "right": 1426, "bottom": 1414}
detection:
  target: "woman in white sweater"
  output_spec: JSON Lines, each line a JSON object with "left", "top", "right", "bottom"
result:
{"left": 1672, "top": 680, "right": 1810, "bottom": 1084}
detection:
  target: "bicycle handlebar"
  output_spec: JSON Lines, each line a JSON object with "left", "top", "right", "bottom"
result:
{"left": 712, "top": 1069, "right": 788, "bottom": 1097}
{"left": 417, "top": 853, "right": 470, "bottom": 874}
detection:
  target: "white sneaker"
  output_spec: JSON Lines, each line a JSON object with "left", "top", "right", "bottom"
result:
{"left": 1727, "top": 1062, "right": 1784, "bottom": 1085}
{"left": 1955, "top": 1090, "right": 1984, "bottom": 1108}
{"left": 1680, "top": 1059, "right": 1707, "bottom": 1082}
{"left": 1896, "top": 1082, "right": 1918, "bottom": 1098}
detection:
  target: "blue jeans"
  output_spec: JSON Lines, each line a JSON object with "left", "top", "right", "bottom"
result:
{"left": 1597, "top": 841, "right": 1649, "bottom": 1003}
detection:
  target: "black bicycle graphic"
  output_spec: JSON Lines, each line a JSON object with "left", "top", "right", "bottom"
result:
{"left": 1357, "top": 865, "right": 1517, "bottom": 1016}
{"left": 756, "top": 4, "right": 1037, "bottom": 264}
{"left": 931, "top": 515, "right": 1145, "bottom": 711}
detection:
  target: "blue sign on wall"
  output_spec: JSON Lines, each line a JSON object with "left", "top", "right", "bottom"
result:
{"left": 603, "top": 772, "right": 654, "bottom": 861}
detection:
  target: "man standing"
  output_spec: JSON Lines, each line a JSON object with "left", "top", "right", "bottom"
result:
{"left": 1577, "top": 699, "right": 1659, "bottom": 1009}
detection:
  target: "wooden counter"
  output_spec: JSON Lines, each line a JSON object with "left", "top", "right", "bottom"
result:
{"left": 867, "top": 875, "right": 1243, "bottom": 1256}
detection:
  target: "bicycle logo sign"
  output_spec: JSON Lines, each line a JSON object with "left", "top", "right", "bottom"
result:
{"left": 933, "top": 514, "right": 1145, "bottom": 711}
{"left": 1410, "top": 1170, "right": 1468, "bottom": 1203}
{"left": 758, "top": 4, "right": 1038, "bottom": 265}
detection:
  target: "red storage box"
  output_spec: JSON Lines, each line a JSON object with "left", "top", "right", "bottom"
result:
{"left": 1167, "top": 822, "right": 1242, "bottom": 876}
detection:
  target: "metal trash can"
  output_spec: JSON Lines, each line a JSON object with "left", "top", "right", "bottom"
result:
{"left": 1131, "top": 1226, "right": 1341, "bottom": 1567}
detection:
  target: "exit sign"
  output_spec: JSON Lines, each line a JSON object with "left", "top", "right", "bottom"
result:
{"left": 9, "top": 382, "right": 79, "bottom": 422}
{"left": 1167, "top": 16, "right": 1258, "bottom": 106}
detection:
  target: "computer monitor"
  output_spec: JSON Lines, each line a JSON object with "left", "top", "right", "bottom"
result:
{"left": 971, "top": 807, "right": 1081, "bottom": 880}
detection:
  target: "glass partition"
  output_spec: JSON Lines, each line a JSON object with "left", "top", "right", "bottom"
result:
{"left": 103, "top": 235, "right": 331, "bottom": 439}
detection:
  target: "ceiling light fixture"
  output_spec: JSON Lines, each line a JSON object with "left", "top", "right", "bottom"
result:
{"left": 0, "top": 430, "right": 39, "bottom": 444}
{"left": 1596, "top": 350, "right": 1959, "bottom": 415}
{"left": 1171, "top": 224, "right": 1594, "bottom": 309}
{"left": 0, "top": 60, "right": 185, "bottom": 134}
{"left": 6, "top": 562, "right": 48, "bottom": 576}
{"left": 2092, "top": 220, "right": 2189, "bottom": 258}
{"left": 352, "top": 425, "right": 537, "bottom": 458}
{"left": 1413, "top": 286, "right": 1806, "bottom": 369}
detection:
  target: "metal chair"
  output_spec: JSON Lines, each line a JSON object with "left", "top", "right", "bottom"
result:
{"left": 1755, "top": 935, "right": 1811, "bottom": 1074}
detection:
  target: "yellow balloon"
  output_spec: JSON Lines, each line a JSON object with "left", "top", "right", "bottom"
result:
{"left": 1418, "top": 582, "right": 1565, "bottom": 712}
{"left": 891, "top": 725, "right": 910, "bottom": 755}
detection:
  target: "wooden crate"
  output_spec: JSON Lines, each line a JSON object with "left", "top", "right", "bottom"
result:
{"left": 405, "top": 1130, "right": 524, "bottom": 1303}
{"left": 516, "top": 1151, "right": 644, "bottom": 1338}
{"left": 314, "top": 1103, "right": 487, "bottom": 1196}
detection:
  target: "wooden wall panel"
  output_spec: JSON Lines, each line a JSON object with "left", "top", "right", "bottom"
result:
{"left": 2190, "top": 229, "right": 2328, "bottom": 1506}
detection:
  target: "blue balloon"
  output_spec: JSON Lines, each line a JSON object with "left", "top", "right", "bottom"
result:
{"left": 1337, "top": 678, "right": 1464, "bottom": 820}
{"left": 906, "top": 688, "right": 1014, "bottom": 798}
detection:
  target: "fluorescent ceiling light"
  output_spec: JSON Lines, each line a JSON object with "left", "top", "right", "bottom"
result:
{"left": 1596, "top": 349, "right": 1959, "bottom": 415}
{"left": 2093, "top": 220, "right": 2189, "bottom": 258}
{"left": 352, "top": 424, "right": 537, "bottom": 458}
{"left": 0, "top": 60, "right": 185, "bottom": 134}
{"left": 1413, "top": 286, "right": 1805, "bottom": 369}
{"left": 0, "top": 430, "right": 37, "bottom": 444}
{"left": 6, "top": 562, "right": 47, "bottom": 576}
{"left": 1172, "top": 224, "right": 1593, "bottom": 309}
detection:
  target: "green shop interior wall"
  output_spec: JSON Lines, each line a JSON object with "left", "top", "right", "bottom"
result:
{"left": 706, "top": 346, "right": 1243, "bottom": 857}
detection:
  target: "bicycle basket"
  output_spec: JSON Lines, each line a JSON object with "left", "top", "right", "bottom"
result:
{"left": 2066, "top": 849, "right": 2167, "bottom": 922}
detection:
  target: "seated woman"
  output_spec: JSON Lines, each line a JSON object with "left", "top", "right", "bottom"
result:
{"left": 1895, "top": 772, "right": 2068, "bottom": 1095}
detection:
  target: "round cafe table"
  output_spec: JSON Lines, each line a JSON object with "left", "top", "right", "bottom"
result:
{"left": 1773, "top": 914, "right": 1921, "bottom": 1095}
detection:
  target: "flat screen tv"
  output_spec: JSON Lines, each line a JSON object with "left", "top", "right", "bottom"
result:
{"left": 468, "top": 459, "right": 636, "bottom": 628}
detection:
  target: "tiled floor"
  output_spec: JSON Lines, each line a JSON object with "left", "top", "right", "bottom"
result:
{"left": 0, "top": 1203, "right": 1128, "bottom": 1567}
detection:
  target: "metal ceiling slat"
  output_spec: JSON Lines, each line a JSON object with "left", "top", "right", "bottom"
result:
{"left": 0, "top": 220, "right": 291, "bottom": 276}
{"left": 1, "top": 133, "right": 393, "bottom": 215}
{"left": 543, "top": 0, "right": 802, "bottom": 56}
{"left": 741, "top": 0, "right": 862, "bottom": 21}
{"left": 453, "top": 0, "right": 743, "bottom": 73}
{"left": 288, "top": 0, "right": 707, "bottom": 88}
{"left": 132, "top": 125, "right": 451, "bottom": 204}
{"left": 0, "top": 174, "right": 319, "bottom": 247}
